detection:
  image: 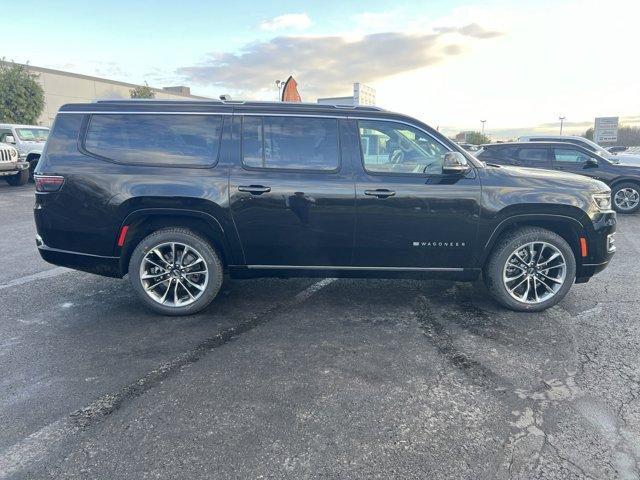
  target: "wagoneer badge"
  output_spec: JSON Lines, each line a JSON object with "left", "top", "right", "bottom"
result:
{"left": 413, "top": 241, "right": 466, "bottom": 247}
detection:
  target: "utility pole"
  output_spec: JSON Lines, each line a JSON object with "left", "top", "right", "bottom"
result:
{"left": 559, "top": 116, "right": 566, "bottom": 135}
{"left": 481, "top": 120, "right": 486, "bottom": 137}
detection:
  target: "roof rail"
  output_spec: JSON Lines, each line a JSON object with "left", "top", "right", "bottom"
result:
{"left": 94, "top": 99, "right": 386, "bottom": 111}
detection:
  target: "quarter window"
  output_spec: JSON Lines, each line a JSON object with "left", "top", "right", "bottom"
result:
{"left": 84, "top": 114, "right": 223, "bottom": 166}
{"left": 242, "top": 116, "right": 339, "bottom": 171}
{"left": 358, "top": 120, "right": 449, "bottom": 175}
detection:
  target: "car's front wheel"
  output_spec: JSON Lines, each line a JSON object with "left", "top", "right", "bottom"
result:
{"left": 612, "top": 182, "right": 640, "bottom": 214}
{"left": 129, "top": 228, "right": 223, "bottom": 316}
{"left": 484, "top": 227, "right": 576, "bottom": 311}
{"left": 5, "top": 169, "right": 29, "bottom": 186}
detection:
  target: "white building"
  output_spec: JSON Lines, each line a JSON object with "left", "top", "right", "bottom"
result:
{"left": 3, "top": 62, "right": 209, "bottom": 126}
{"left": 317, "top": 83, "right": 376, "bottom": 107}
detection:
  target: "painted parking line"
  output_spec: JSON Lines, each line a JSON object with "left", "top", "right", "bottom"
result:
{"left": 0, "top": 277, "right": 336, "bottom": 479}
{"left": 0, "top": 267, "right": 70, "bottom": 291}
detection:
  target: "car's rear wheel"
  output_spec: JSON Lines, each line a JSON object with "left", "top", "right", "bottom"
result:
{"left": 129, "top": 228, "right": 223, "bottom": 316}
{"left": 484, "top": 227, "right": 576, "bottom": 311}
{"left": 6, "top": 169, "right": 29, "bottom": 186}
{"left": 612, "top": 182, "right": 640, "bottom": 214}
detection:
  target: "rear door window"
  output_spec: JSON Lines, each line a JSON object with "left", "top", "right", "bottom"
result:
{"left": 84, "top": 114, "right": 223, "bottom": 166}
{"left": 242, "top": 116, "right": 339, "bottom": 171}
{"left": 516, "top": 147, "right": 552, "bottom": 168}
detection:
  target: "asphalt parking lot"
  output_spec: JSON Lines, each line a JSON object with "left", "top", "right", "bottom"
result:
{"left": 1, "top": 182, "right": 639, "bottom": 480}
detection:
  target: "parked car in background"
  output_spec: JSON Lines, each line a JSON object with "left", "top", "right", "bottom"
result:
{"left": 0, "top": 124, "right": 50, "bottom": 180}
{"left": 478, "top": 141, "right": 640, "bottom": 213}
{"left": 457, "top": 142, "right": 481, "bottom": 152}
{"left": 518, "top": 134, "right": 640, "bottom": 165}
{"left": 34, "top": 100, "right": 615, "bottom": 315}
{"left": 0, "top": 142, "right": 30, "bottom": 186}
{"left": 606, "top": 146, "right": 628, "bottom": 154}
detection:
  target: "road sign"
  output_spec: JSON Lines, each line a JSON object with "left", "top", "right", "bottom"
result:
{"left": 594, "top": 117, "right": 619, "bottom": 143}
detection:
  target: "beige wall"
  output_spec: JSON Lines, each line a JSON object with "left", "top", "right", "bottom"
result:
{"left": 29, "top": 68, "right": 207, "bottom": 126}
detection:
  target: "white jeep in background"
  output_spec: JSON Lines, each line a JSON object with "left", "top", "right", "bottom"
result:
{"left": 0, "top": 142, "right": 29, "bottom": 186}
{"left": 0, "top": 124, "right": 50, "bottom": 180}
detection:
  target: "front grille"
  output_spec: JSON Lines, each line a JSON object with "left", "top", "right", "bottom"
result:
{"left": 0, "top": 149, "right": 13, "bottom": 162}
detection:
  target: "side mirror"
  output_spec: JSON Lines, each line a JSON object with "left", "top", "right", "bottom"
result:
{"left": 442, "top": 151, "right": 470, "bottom": 174}
{"left": 585, "top": 157, "right": 599, "bottom": 168}
{"left": 4, "top": 135, "right": 15, "bottom": 144}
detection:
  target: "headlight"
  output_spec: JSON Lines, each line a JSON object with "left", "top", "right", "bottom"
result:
{"left": 592, "top": 193, "right": 612, "bottom": 211}
{"left": 9, "top": 149, "right": 17, "bottom": 158}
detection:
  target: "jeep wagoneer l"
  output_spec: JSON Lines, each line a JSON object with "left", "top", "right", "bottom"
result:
{"left": 34, "top": 100, "right": 616, "bottom": 315}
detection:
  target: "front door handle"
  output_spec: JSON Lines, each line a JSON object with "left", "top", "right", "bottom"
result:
{"left": 238, "top": 185, "right": 271, "bottom": 195}
{"left": 364, "top": 189, "right": 396, "bottom": 198}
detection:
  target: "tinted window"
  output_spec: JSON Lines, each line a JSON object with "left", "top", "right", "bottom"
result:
{"left": 242, "top": 116, "right": 339, "bottom": 171}
{"left": 554, "top": 148, "right": 591, "bottom": 163}
{"left": 517, "top": 148, "right": 551, "bottom": 166}
{"left": 358, "top": 120, "right": 449, "bottom": 175}
{"left": 84, "top": 114, "right": 223, "bottom": 166}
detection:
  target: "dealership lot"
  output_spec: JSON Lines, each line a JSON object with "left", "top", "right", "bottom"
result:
{"left": 1, "top": 183, "right": 639, "bottom": 479}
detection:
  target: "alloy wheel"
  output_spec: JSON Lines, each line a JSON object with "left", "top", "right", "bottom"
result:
{"left": 614, "top": 188, "right": 640, "bottom": 211}
{"left": 502, "top": 241, "right": 566, "bottom": 304}
{"left": 139, "top": 242, "right": 209, "bottom": 307}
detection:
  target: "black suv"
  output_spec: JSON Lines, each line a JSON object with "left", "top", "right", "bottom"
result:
{"left": 477, "top": 142, "right": 640, "bottom": 214}
{"left": 34, "top": 101, "right": 616, "bottom": 315}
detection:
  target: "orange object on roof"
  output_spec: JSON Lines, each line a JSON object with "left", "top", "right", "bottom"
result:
{"left": 281, "top": 76, "right": 301, "bottom": 102}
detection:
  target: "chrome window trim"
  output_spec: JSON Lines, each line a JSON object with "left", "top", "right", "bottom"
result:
{"left": 59, "top": 110, "right": 478, "bottom": 166}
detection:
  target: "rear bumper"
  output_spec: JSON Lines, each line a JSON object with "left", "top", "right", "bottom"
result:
{"left": 36, "top": 236, "right": 122, "bottom": 278}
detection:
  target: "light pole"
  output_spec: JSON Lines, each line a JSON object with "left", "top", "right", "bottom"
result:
{"left": 275, "top": 80, "right": 281, "bottom": 101}
{"left": 480, "top": 120, "right": 486, "bottom": 137}
{"left": 559, "top": 116, "right": 566, "bottom": 135}
{"left": 275, "top": 80, "right": 285, "bottom": 101}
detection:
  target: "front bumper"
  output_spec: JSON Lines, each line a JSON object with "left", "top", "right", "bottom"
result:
{"left": 576, "top": 211, "right": 616, "bottom": 282}
{"left": 0, "top": 160, "right": 29, "bottom": 176}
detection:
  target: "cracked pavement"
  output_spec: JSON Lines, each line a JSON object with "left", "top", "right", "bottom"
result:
{"left": 0, "top": 183, "right": 639, "bottom": 479}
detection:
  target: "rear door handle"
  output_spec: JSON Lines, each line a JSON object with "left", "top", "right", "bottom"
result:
{"left": 238, "top": 185, "right": 271, "bottom": 195}
{"left": 364, "top": 189, "right": 396, "bottom": 198}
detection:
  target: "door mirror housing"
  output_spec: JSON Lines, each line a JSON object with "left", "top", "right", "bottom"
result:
{"left": 585, "top": 157, "right": 599, "bottom": 168}
{"left": 4, "top": 135, "right": 15, "bottom": 144}
{"left": 442, "top": 151, "right": 470, "bottom": 174}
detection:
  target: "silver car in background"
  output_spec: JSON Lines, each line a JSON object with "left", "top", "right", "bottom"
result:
{"left": 0, "top": 124, "right": 50, "bottom": 179}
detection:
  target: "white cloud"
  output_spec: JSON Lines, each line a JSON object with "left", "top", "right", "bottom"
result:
{"left": 260, "top": 13, "right": 312, "bottom": 31}
{"left": 177, "top": 24, "right": 502, "bottom": 99}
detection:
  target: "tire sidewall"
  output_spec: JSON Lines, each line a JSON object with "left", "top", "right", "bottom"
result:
{"left": 7, "top": 169, "right": 29, "bottom": 186}
{"left": 612, "top": 182, "right": 640, "bottom": 214}
{"left": 129, "top": 230, "right": 222, "bottom": 316}
{"left": 485, "top": 229, "right": 576, "bottom": 312}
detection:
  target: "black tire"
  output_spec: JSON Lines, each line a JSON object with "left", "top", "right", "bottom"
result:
{"left": 483, "top": 227, "right": 576, "bottom": 312}
{"left": 6, "top": 169, "right": 29, "bottom": 186}
{"left": 611, "top": 182, "right": 640, "bottom": 214}
{"left": 128, "top": 228, "right": 223, "bottom": 316}
{"left": 28, "top": 157, "right": 39, "bottom": 182}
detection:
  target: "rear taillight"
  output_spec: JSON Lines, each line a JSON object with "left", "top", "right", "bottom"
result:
{"left": 35, "top": 175, "right": 65, "bottom": 192}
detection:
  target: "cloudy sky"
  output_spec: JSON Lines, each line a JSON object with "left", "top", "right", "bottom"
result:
{"left": 3, "top": 0, "right": 639, "bottom": 138}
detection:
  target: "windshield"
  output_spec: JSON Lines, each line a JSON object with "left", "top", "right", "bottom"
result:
{"left": 15, "top": 128, "right": 50, "bottom": 142}
{"left": 582, "top": 139, "right": 613, "bottom": 158}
